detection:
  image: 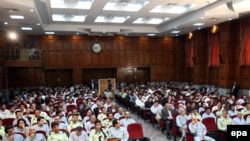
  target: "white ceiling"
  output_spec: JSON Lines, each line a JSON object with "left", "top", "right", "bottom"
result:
{"left": 0, "top": 0, "right": 250, "bottom": 37}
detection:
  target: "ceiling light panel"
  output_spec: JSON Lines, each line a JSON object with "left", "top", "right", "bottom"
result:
{"left": 171, "top": 30, "right": 180, "bottom": 33}
{"left": 10, "top": 15, "right": 24, "bottom": 19}
{"left": 21, "top": 27, "right": 32, "bottom": 30}
{"left": 193, "top": 23, "right": 205, "bottom": 26}
{"left": 150, "top": 4, "right": 196, "bottom": 14}
{"left": 45, "top": 32, "right": 55, "bottom": 34}
{"left": 52, "top": 14, "right": 86, "bottom": 22}
{"left": 50, "top": 0, "right": 93, "bottom": 9}
{"left": 103, "top": 0, "right": 149, "bottom": 12}
{"left": 133, "top": 17, "right": 169, "bottom": 24}
{"left": 95, "top": 16, "right": 130, "bottom": 23}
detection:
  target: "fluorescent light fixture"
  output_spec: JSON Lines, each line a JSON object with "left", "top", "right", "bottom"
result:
{"left": 150, "top": 4, "right": 195, "bottom": 14}
{"left": 133, "top": 17, "right": 169, "bottom": 24}
{"left": 45, "top": 32, "right": 54, "bottom": 34}
{"left": 10, "top": 15, "right": 24, "bottom": 19}
{"left": 52, "top": 14, "right": 86, "bottom": 22}
{"left": 21, "top": 27, "right": 32, "bottom": 30}
{"left": 171, "top": 31, "right": 180, "bottom": 33}
{"left": 147, "top": 34, "right": 156, "bottom": 36}
{"left": 233, "top": 0, "right": 250, "bottom": 13}
{"left": 193, "top": 23, "right": 205, "bottom": 26}
{"left": 95, "top": 16, "right": 129, "bottom": 23}
{"left": 50, "top": 0, "right": 93, "bottom": 9}
{"left": 103, "top": 0, "right": 149, "bottom": 12}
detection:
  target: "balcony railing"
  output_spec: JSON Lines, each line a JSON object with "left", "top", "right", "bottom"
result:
{"left": 0, "top": 47, "right": 41, "bottom": 61}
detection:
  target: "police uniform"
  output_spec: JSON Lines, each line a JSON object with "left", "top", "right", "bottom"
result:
{"left": 67, "top": 122, "right": 83, "bottom": 133}
{"left": 89, "top": 128, "right": 108, "bottom": 141}
{"left": 217, "top": 117, "right": 232, "bottom": 131}
{"left": 103, "top": 119, "right": 113, "bottom": 131}
{"left": 48, "top": 131, "right": 68, "bottom": 141}
{"left": 98, "top": 113, "right": 107, "bottom": 124}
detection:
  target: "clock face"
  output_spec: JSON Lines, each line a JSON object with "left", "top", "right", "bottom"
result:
{"left": 92, "top": 43, "right": 102, "bottom": 53}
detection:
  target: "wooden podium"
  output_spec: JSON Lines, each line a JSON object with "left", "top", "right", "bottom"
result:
{"left": 98, "top": 78, "right": 116, "bottom": 98}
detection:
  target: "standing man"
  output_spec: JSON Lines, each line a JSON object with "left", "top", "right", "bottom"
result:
{"left": 231, "top": 81, "right": 239, "bottom": 98}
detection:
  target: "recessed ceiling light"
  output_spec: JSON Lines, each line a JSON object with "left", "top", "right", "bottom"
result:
{"left": 198, "top": 27, "right": 201, "bottom": 30}
{"left": 21, "top": 27, "right": 32, "bottom": 30}
{"left": 10, "top": 15, "right": 24, "bottom": 19}
{"left": 45, "top": 32, "right": 54, "bottom": 35}
{"left": 50, "top": 0, "right": 93, "bottom": 9}
{"left": 171, "top": 31, "right": 180, "bottom": 33}
{"left": 147, "top": 34, "right": 156, "bottom": 36}
{"left": 133, "top": 17, "right": 169, "bottom": 24}
{"left": 52, "top": 14, "right": 86, "bottom": 22}
{"left": 4, "top": 22, "right": 8, "bottom": 25}
{"left": 201, "top": 17, "right": 204, "bottom": 19}
{"left": 228, "top": 18, "right": 232, "bottom": 21}
{"left": 150, "top": 4, "right": 195, "bottom": 14}
{"left": 37, "top": 23, "right": 40, "bottom": 26}
{"left": 176, "top": 34, "right": 179, "bottom": 36}
{"left": 95, "top": 16, "right": 129, "bottom": 23}
{"left": 103, "top": 0, "right": 149, "bottom": 12}
{"left": 30, "top": 9, "right": 34, "bottom": 12}
{"left": 76, "top": 32, "right": 79, "bottom": 35}
{"left": 193, "top": 23, "right": 205, "bottom": 26}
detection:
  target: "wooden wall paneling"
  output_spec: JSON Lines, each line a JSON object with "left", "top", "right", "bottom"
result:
{"left": 62, "top": 51, "right": 71, "bottom": 66}
{"left": 63, "top": 40, "right": 70, "bottom": 51}
{"left": 71, "top": 52, "right": 79, "bottom": 66}
{"left": 91, "top": 53, "right": 100, "bottom": 65}
{"left": 42, "top": 51, "right": 49, "bottom": 66}
{"left": 106, "top": 52, "right": 113, "bottom": 65}
{"left": 137, "top": 52, "right": 144, "bottom": 65}
{"left": 55, "top": 40, "right": 63, "bottom": 51}
{"left": 113, "top": 52, "right": 119, "bottom": 65}
{"left": 48, "top": 52, "right": 56, "bottom": 67}
{"left": 116, "top": 67, "right": 125, "bottom": 83}
{"left": 119, "top": 52, "right": 125, "bottom": 66}
{"left": 125, "top": 52, "right": 133, "bottom": 65}
{"left": 56, "top": 52, "right": 64, "bottom": 67}
{"left": 156, "top": 52, "right": 162, "bottom": 65}
{"left": 0, "top": 31, "right": 6, "bottom": 48}
{"left": 144, "top": 52, "right": 150, "bottom": 65}
{"left": 84, "top": 52, "right": 91, "bottom": 66}
{"left": 48, "top": 40, "right": 56, "bottom": 51}
{"left": 132, "top": 52, "right": 138, "bottom": 65}
{"left": 99, "top": 51, "right": 106, "bottom": 66}
{"left": 73, "top": 68, "right": 82, "bottom": 84}
{"left": 156, "top": 65, "right": 163, "bottom": 79}
{"left": 150, "top": 53, "right": 157, "bottom": 65}
{"left": 239, "top": 67, "right": 250, "bottom": 88}
{"left": 71, "top": 39, "right": 84, "bottom": 51}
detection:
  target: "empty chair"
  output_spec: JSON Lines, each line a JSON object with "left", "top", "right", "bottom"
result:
{"left": 127, "top": 123, "right": 150, "bottom": 141}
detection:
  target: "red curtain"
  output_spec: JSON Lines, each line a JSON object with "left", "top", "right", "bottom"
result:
{"left": 239, "top": 21, "right": 250, "bottom": 66}
{"left": 186, "top": 39, "right": 194, "bottom": 67}
{"left": 208, "top": 34, "right": 219, "bottom": 67}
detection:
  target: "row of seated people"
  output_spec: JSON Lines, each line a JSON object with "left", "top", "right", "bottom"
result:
{"left": 0, "top": 91, "right": 143, "bottom": 141}
{"left": 114, "top": 85, "right": 250, "bottom": 141}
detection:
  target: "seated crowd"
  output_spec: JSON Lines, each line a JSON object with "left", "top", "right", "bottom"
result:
{"left": 115, "top": 82, "right": 250, "bottom": 141}
{"left": 0, "top": 85, "right": 138, "bottom": 141}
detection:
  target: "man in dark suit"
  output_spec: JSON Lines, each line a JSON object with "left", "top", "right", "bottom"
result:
{"left": 231, "top": 81, "right": 239, "bottom": 98}
{"left": 89, "top": 79, "right": 98, "bottom": 90}
{"left": 161, "top": 103, "right": 175, "bottom": 139}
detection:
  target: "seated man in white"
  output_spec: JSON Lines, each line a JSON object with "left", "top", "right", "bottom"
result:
{"left": 120, "top": 111, "right": 135, "bottom": 129}
{"left": 188, "top": 116, "right": 215, "bottom": 141}
{"left": 33, "top": 116, "right": 50, "bottom": 136}
{"left": 69, "top": 126, "right": 89, "bottom": 141}
{"left": 176, "top": 108, "right": 190, "bottom": 141}
{"left": 109, "top": 119, "right": 129, "bottom": 141}
{"left": 232, "top": 111, "right": 246, "bottom": 125}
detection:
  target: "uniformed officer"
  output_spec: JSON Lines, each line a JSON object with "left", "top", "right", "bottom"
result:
{"left": 217, "top": 110, "right": 232, "bottom": 131}
{"left": 48, "top": 122, "right": 68, "bottom": 141}
{"left": 103, "top": 113, "right": 114, "bottom": 131}
{"left": 89, "top": 120, "right": 108, "bottom": 141}
{"left": 67, "top": 114, "right": 83, "bottom": 133}
{"left": 97, "top": 107, "right": 108, "bottom": 125}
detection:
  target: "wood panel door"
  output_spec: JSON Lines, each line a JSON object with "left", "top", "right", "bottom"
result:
{"left": 45, "top": 69, "right": 72, "bottom": 87}
{"left": 82, "top": 68, "right": 116, "bottom": 85}
{"left": 125, "top": 67, "right": 150, "bottom": 84}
